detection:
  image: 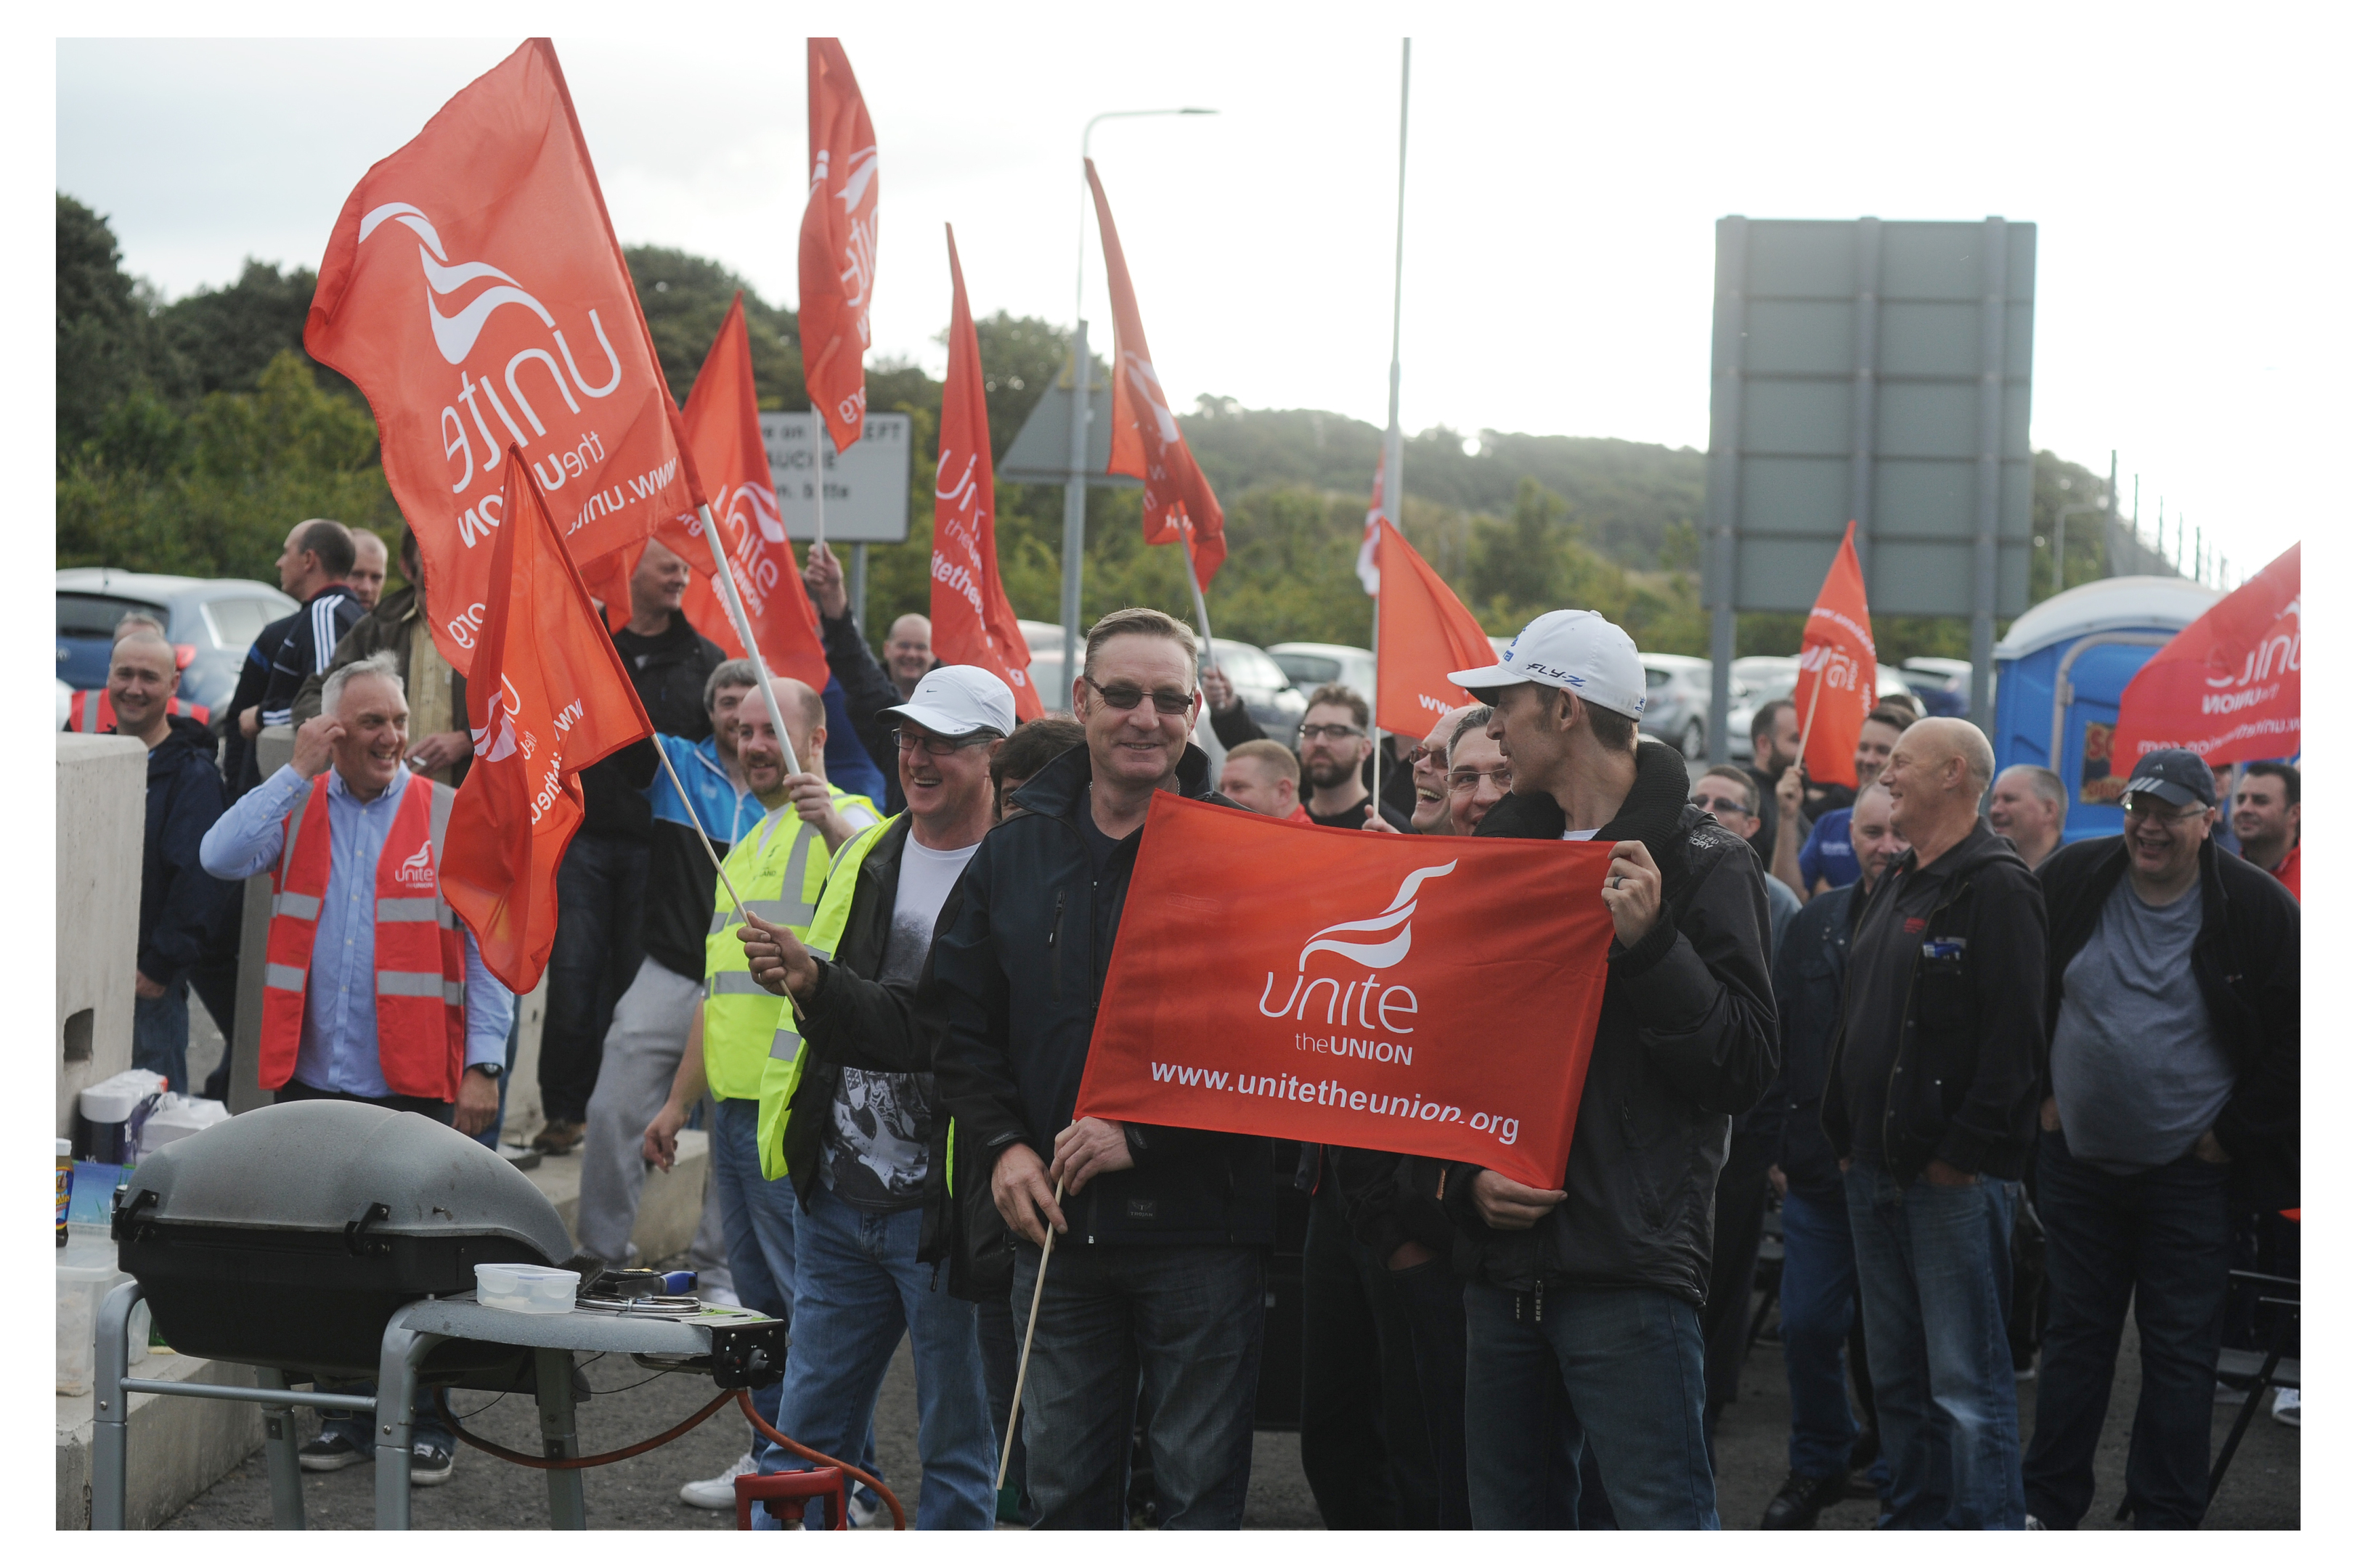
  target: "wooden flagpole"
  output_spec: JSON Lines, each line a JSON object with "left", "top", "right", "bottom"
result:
{"left": 996, "top": 1174, "right": 1068, "bottom": 1491}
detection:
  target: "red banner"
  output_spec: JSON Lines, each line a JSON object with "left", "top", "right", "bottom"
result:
{"left": 800, "top": 38, "right": 878, "bottom": 454}
{"left": 1073, "top": 793, "right": 1615, "bottom": 1190}
{"left": 1086, "top": 158, "right": 1226, "bottom": 591}
{"left": 306, "top": 38, "right": 698, "bottom": 677}
{"left": 2114, "top": 542, "right": 2300, "bottom": 766}
{"left": 672, "top": 294, "right": 831, "bottom": 693}
{"left": 441, "top": 449, "right": 655, "bottom": 995}
{"left": 1791, "top": 520, "right": 1878, "bottom": 788}
{"left": 932, "top": 226, "right": 1044, "bottom": 722}
{"left": 1375, "top": 518, "right": 1497, "bottom": 738}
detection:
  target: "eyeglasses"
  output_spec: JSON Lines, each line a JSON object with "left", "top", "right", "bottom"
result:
{"left": 1083, "top": 675, "right": 1194, "bottom": 716}
{"left": 1449, "top": 767, "right": 1514, "bottom": 793}
{"left": 1407, "top": 743, "right": 1449, "bottom": 770}
{"left": 1690, "top": 793, "right": 1752, "bottom": 817}
{"left": 2122, "top": 795, "right": 2210, "bottom": 823}
{"left": 1298, "top": 723, "right": 1366, "bottom": 743}
{"left": 889, "top": 726, "right": 997, "bottom": 757}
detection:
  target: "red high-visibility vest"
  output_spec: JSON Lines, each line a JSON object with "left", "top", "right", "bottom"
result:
{"left": 66, "top": 690, "right": 212, "bottom": 732}
{"left": 259, "top": 772, "right": 468, "bottom": 1100}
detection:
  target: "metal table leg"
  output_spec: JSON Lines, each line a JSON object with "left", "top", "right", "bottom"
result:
{"left": 534, "top": 1347, "right": 587, "bottom": 1529}
{"left": 254, "top": 1367, "right": 306, "bottom": 1530}
{"left": 374, "top": 1312, "right": 444, "bottom": 1530}
{"left": 90, "top": 1279, "right": 143, "bottom": 1530}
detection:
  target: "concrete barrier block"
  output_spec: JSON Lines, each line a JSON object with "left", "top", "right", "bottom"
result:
{"left": 57, "top": 735, "right": 146, "bottom": 1138}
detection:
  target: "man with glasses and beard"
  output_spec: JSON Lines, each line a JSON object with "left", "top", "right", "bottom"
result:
{"left": 935, "top": 608, "right": 1272, "bottom": 1529}
{"left": 1295, "top": 683, "right": 1412, "bottom": 831}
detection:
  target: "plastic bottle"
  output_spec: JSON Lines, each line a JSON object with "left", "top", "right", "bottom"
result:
{"left": 56, "top": 1140, "right": 72, "bottom": 1249}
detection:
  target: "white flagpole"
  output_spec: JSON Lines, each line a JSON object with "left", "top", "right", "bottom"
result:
{"left": 1375, "top": 38, "right": 1412, "bottom": 823}
{"left": 693, "top": 503, "right": 801, "bottom": 777}
{"left": 810, "top": 412, "right": 830, "bottom": 551}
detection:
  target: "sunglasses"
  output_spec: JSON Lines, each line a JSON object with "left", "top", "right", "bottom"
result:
{"left": 1083, "top": 675, "right": 1195, "bottom": 716}
{"left": 1691, "top": 793, "right": 1752, "bottom": 817}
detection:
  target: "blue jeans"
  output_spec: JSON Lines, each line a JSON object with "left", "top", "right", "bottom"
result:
{"left": 131, "top": 979, "right": 190, "bottom": 1095}
{"left": 1844, "top": 1161, "right": 2023, "bottom": 1529}
{"left": 2022, "top": 1131, "right": 2233, "bottom": 1528}
{"left": 1462, "top": 1281, "right": 1719, "bottom": 1529}
{"left": 1011, "top": 1242, "right": 1265, "bottom": 1529}
{"left": 1780, "top": 1185, "right": 1889, "bottom": 1491}
{"left": 754, "top": 1186, "right": 995, "bottom": 1529}
{"left": 710, "top": 1096, "right": 799, "bottom": 1441}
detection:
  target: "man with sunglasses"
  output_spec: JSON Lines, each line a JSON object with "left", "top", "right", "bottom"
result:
{"left": 935, "top": 607, "right": 1274, "bottom": 1529}
{"left": 2020, "top": 750, "right": 2298, "bottom": 1530}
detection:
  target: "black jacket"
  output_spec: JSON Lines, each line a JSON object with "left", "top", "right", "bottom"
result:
{"left": 2039, "top": 834, "right": 2299, "bottom": 1209}
{"left": 134, "top": 715, "right": 232, "bottom": 992}
{"left": 579, "top": 613, "right": 711, "bottom": 840}
{"left": 817, "top": 608, "right": 912, "bottom": 815}
{"left": 1406, "top": 740, "right": 1779, "bottom": 1304}
{"left": 780, "top": 815, "right": 998, "bottom": 1299}
{"left": 1755, "top": 878, "right": 1866, "bottom": 1199}
{"left": 933, "top": 743, "right": 1274, "bottom": 1249}
{"left": 1821, "top": 822, "right": 2047, "bottom": 1185}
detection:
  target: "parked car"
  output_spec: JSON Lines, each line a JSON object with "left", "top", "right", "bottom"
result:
{"left": 1266, "top": 642, "right": 1377, "bottom": 714}
{"left": 1017, "top": 619, "right": 1306, "bottom": 740}
{"left": 56, "top": 569, "right": 296, "bottom": 717}
{"left": 1900, "top": 656, "right": 1972, "bottom": 718}
{"left": 1637, "top": 654, "right": 1718, "bottom": 760}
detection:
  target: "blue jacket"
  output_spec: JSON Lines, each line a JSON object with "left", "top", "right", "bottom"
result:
{"left": 136, "top": 715, "right": 232, "bottom": 989}
{"left": 640, "top": 733, "right": 772, "bottom": 984}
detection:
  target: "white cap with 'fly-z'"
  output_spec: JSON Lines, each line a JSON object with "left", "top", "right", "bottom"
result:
{"left": 1444, "top": 609, "right": 1648, "bottom": 719}
{"left": 884, "top": 665, "right": 1018, "bottom": 738}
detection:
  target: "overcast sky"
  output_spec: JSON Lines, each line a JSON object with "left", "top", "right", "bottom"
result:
{"left": 55, "top": 9, "right": 2349, "bottom": 586}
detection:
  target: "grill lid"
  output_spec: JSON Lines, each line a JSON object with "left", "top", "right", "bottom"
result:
{"left": 119, "top": 1100, "right": 571, "bottom": 1261}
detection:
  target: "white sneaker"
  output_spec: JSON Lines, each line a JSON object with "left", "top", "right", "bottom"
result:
{"left": 2272, "top": 1387, "right": 2300, "bottom": 1429}
{"left": 2024, "top": 1514, "right": 2046, "bottom": 1530}
{"left": 680, "top": 1450, "right": 758, "bottom": 1509}
{"left": 849, "top": 1490, "right": 885, "bottom": 1529}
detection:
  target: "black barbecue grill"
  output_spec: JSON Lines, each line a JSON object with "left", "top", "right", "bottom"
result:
{"left": 111, "top": 1099, "right": 579, "bottom": 1379}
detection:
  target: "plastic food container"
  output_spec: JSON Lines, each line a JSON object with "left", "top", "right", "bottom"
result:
{"left": 475, "top": 1262, "right": 579, "bottom": 1314}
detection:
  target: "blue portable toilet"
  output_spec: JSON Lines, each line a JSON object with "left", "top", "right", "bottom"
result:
{"left": 1991, "top": 576, "right": 2220, "bottom": 844}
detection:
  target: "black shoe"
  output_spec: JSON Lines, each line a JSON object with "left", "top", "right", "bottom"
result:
{"left": 298, "top": 1432, "right": 371, "bottom": 1472}
{"left": 1760, "top": 1469, "right": 1847, "bottom": 1530}
{"left": 409, "top": 1437, "right": 455, "bottom": 1487}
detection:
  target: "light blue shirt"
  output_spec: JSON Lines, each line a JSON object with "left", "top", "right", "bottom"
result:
{"left": 200, "top": 763, "right": 513, "bottom": 1098}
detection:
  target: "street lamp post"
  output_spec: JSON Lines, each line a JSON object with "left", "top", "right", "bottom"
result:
{"left": 1056, "top": 107, "right": 1216, "bottom": 711}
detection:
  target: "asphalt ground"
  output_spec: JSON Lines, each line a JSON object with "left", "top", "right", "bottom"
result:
{"left": 167, "top": 1287, "right": 2295, "bottom": 1530}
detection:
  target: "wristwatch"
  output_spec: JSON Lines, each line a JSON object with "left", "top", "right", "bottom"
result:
{"left": 467, "top": 1062, "right": 504, "bottom": 1080}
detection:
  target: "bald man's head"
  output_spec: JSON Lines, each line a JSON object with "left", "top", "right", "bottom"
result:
{"left": 733, "top": 677, "right": 828, "bottom": 804}
{"left": 106, "top": 632, "right": 180, "bottom": 739}
{"left": 885, "top": 613, "right": 934, "bottom": 693}
{"left": 1882, "top": 716, "right": 1995, "bottom": 854}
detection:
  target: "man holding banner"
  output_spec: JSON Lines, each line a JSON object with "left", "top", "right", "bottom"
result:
{"left": 1436, "top": 609, "right": 1779, "bottom": 1529}
{"left": 932, "top": 608, "right": 1271, "bottom": 1530}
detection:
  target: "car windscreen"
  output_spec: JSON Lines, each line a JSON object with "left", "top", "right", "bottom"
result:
{"left": 202, "top": 597, "right": 280, "bottom": 652}
{"left": 59, "top": 593, "right": 156, "bottom": 640}
{"left": 1213, "top": 643, "right": 1286, "bottom": 691}
{"left": 1272, "top": 652, "right": 1340, "bottom": 686}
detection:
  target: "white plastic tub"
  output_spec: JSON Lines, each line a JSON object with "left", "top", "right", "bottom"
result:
{"left": 474, "top": 1263, "right": 579, "bottom": 1314}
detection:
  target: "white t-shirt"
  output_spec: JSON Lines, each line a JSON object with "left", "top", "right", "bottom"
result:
{"left": 823, "top": 834, "right": 980, "bottom": 1212}
{"left": 1563, "top": 828, "right": 1600, "bottom": 841}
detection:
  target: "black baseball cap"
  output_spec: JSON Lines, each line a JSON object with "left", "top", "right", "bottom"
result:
{"left": 2121, "top": 748, "right": 2217, "bottom": 809}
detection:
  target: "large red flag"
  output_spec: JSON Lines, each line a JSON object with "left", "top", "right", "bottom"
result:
{"left": 2113, "top": 543, "right": 2300, "bottom": 766}
{"left": 1086, "top": 159, "right": 1226, "bottom": 591}
{"left": 306, "top": 38, "right": 698, "bottom": 677}
{"left": 800, "top": 38, "right": 879, "bottom": 454}
{"left": 932, "top": 227, "right": 1045, "bottom": 722}
{"left": 441, "top": 448, "right": 656, "bottom": 995}
{"left": 1791, "top": 521, "right": 1878, "bottom": 788}
{"left": 1074, "top": 793, "right": 1615, "bottom": 1191}
{"left": 1375, "top": 518, "right": 1497, "bottom": 737}
{"left": 670, "top": 295, "right": 831, "bottom": 693}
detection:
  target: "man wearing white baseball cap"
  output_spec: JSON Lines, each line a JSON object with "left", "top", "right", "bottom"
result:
{"left": 731, "top": 663, "right": 1018, "bottom": 1528}
{"left": 1396, "top": 608, "right": 1778, "bottom": 1527}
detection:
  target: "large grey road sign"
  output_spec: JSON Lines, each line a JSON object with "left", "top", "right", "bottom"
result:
{"left": 757, "top": 412, "right": 913, "bottom": 544}
{"left": 1703, "top": 216, "right": 2035, "bottom": 743}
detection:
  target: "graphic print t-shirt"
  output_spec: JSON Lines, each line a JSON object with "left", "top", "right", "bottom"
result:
{"left": 823, "top": 835, "right": 980, "bottom": 1212}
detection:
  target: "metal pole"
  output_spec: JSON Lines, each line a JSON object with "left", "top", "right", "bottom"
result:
{"left": 1847, "top": 218, "right": 1882, "bottom": 592}
{"left": 2106, "top": 449, "right": 2120, "bottom": 576}
{"left": 810, "top": 412, "right": 829, "bottom": 550}
{"left": 1968, "top": 216, "right": 2008, "bottom": 732}
{"left": 1704, "top": 217, "right": 1749, "bottom": 766}
{"left": 90, "top": 1278, "right": 141, "bottom": 1530}
{"left": 696, "top": 502, "right": 802, "bottom": 775}
{"left": 850, "top": 541, "right": 868, "bottom": 634}
{"left": 1377, "top": 38, "right": 1410, "bottom": 784}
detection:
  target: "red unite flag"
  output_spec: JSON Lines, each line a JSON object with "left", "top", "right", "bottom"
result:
{"left": 441, "top": 449, "right": 656, "bottom": 995}
{"left": 1086, "top": 159, "right": 1226, "bottom": 591}
{"left": 2114, "top": 542, "right": 2300, "bottom": 766}
{"left": 932, "top": 227, "right": 1045, "bottom": 722}
{"left": 1076, "top": 794, "right": 1616, "bottom": 1191}
{"left": 306, "top": 38, "right": 697, "bottom": 677}
{"left": 1375, "top": 519, "right": 1497, "bottom": 738}
{"left": 800, "top": 38, "right": 879, "bottom": 454}
{"left": 670, "top": 294, "right": 831, "bottom": 693}
{"left": 1792, "top": 521, "right": 1878, "bottom": 788}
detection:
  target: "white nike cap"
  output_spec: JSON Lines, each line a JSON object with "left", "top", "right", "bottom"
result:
{"left": 1445, "top": 609, "right": 1648, "bottom": 720}
{"left": 884, "top": 665, "right": 1018, "bottom": 738}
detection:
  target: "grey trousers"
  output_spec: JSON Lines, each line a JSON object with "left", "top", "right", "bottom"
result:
{"left": 576, "top": 956, "right": 729, "bottom": 1280}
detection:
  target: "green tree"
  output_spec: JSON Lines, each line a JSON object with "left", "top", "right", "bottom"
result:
{"left": 57, "top": 194, "right": 182, "bottom": 465}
